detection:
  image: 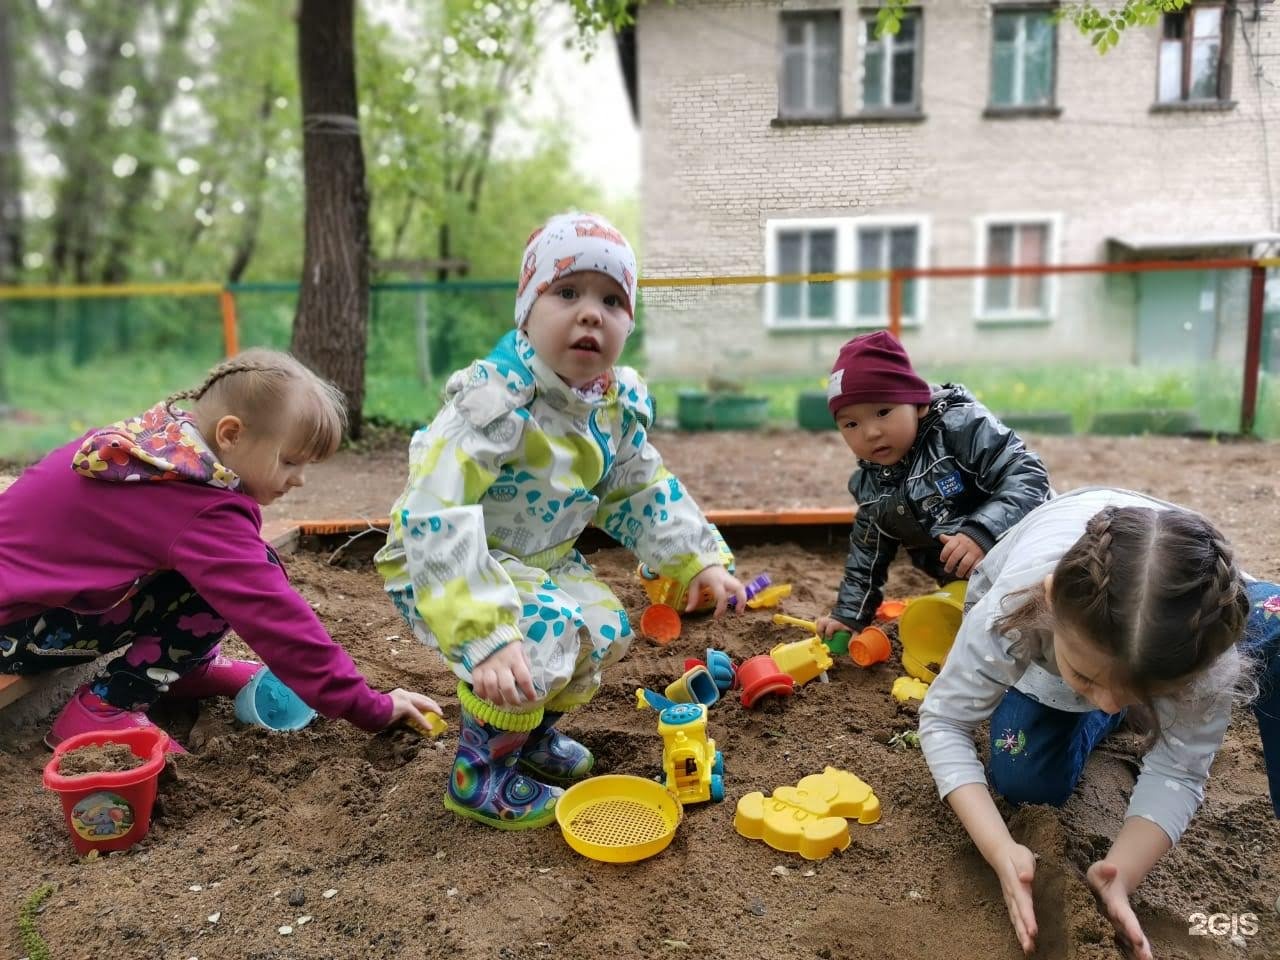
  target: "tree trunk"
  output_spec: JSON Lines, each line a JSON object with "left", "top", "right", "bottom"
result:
{"left": 0, "top": 0, "right": 18, "bottom": 404}
{"left": 292, "top": 0, "right": 369, "bottom": 439}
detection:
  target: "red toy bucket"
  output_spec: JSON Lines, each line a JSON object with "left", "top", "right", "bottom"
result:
{"left": 42, "top": 727, "right": 167, "bottom": 856}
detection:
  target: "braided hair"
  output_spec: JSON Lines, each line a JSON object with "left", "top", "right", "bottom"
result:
{"left": 168, "top": 348, "right": 347, "bottom": 460}
{"left": 1052, "top": 506, "right": 1248, "bottom": 685}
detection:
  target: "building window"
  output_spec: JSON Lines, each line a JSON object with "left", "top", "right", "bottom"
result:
{"left": 990, "top": 8, "right": 1056, "bottom": 108}
{"left": 780, "top": 12, "right": 841, "bottom": 118}
{"left": 977, "top": 217, "right": 1059, "bottom": 320}
{"left": 776, "top": 228, "right": 837, "bottom": 323}
{"left": 856, "top": 225, "right": 920, "bottom": 323}
{"left": 862, "top": 9, "right": 920, "bottom": 111}
{"left": 765, "top": 216, "right": 929, "bottom": 329}
{"left": 1158, "top": 5, "right": 1232, "bottom": 103}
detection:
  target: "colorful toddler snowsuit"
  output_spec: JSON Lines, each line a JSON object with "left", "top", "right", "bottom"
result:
{"left": 377, "top": 331, "right": 726, "bottom": 714}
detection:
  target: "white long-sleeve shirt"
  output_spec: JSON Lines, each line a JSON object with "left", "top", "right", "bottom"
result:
{"left": 918, "top": 487, "right": 1235, "bottom": 844}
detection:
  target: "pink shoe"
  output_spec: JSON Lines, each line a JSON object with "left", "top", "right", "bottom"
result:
{"left": 165, "top": 651, "right": 263, "bottom": 700}
{"left": 46, "top": 686, "right": 186, "bottom": 754}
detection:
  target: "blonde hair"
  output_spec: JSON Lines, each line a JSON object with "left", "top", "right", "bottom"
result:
{"left": 167, "top": 348, "right": 347, "bottom": 460}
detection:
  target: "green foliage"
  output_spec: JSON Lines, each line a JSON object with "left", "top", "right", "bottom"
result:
{"left": 17, "top": 883, "right": 56, "bottom": 960}
{"left": 1061, "top": 0, "right": 1193, "bottom": 53}
{"left": 870, "top": 0, "right": 1191, "bottom": 51}
{"left": 9, "top": 1, "right": 634, "bottom": 290}
{"left": 889, "top": 729, "right": 920, "bottom": 751}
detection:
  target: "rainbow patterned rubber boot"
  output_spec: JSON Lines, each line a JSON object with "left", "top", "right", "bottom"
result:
{"left": 518, "top": 710, "right": 594, "bottom": 786}
{"left": 443, "top": 684, "right": 562, "bottom": 830}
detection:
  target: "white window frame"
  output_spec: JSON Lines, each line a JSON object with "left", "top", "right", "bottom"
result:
{"left": 989, "top": 7, "right": 1056, "bottom": 108}
{"left": 859, "top": 7, "right": 921, "bottom": 111}
{"left": 1157, "top": 3, "right": 1231, "bottom": 104}
{"left": 851, "top": 215, "right": 930, "bottom": 329}
{"left": 973, "top": 212, "right": 1062, "bottom": 323}
{"left": 779, "top": 11, "right": 842, "bottom": 119}
{"left": 765, "top": 217, "right": 852, "bottom": 330}
{"left": 763, "top": 215, "right": 929, "bottom": 330}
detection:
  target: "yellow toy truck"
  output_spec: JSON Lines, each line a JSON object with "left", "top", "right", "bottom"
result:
{"left": 636, "top": 690, "right": 726, "bottom": 804}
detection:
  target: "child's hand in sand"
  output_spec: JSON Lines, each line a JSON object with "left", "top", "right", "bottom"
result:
{"left": 993, "top": 841, "right": 1039, "bottom": 955}
{"left": 385, "top": 689, "right": 443, "bottom": 731}
{"left": 685, "top": 565, "right": 747, "bottom": 617}
{"left": 815, "top": 614, "right": 856, "bottom": 640}
{"left": 1086, "top": 861, "right": 1152, "bottom": 960}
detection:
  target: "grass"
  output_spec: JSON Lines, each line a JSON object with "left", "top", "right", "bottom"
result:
{"left": 17, "top": 883, "right": 55, "bottom": 960}
{"left": 2, "top": 350, "right": 1276, "bottom": 465}
{"left": 647, "top": 363, "right": 1280, "bottom": 437}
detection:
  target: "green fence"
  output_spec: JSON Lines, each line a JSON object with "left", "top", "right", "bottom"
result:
{"left": 0, "top": 268, "right": 1275, "bottom": 464}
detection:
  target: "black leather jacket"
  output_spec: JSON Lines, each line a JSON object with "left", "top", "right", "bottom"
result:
{"left": 833, "top": 384, "right": 1051, "bottom": 629}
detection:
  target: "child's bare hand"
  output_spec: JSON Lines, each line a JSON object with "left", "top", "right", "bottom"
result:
{"left": 815, "top": 615, "right": 856, "bottom": 639}
{"left": 992, "top": 841, "right": 1039, "bottom": 954}
{"left": 385, "top": 688, "right": 443, "bottom": 731}
{"left": 472, "top": 642, "right": 537, "bottom": 707}
{"left": 686, "top": 565, "right": 747, "bottom": 617}
{"left": 1086, "top": 861, "right": 1152, "bottom": 960}
{"left": 939, "top": 532, "right": 985, "bottom": 578}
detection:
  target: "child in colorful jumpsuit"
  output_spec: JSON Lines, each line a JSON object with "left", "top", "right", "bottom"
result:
{"left": 376, "top": 212, "right": 746, "bottom": 829}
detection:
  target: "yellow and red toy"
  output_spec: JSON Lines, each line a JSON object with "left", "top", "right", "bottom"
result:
{"left": 636, "top": 524, "right": 736, "bottom": 612}
{"left": 734, "top": 766, "right": 881, "bottom": 860}
{"left": 636, "top": 689, "right": 725, "bottom": 805}
{"left": 768, "top": 637, "right": 833, "bottom": 686}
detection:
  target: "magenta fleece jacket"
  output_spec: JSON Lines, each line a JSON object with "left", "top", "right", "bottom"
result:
{"left": 0, "top": 440, "right": 393, "bottom": 731}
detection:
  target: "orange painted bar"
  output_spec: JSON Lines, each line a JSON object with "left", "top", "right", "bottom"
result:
{"left": 219, "top": 289, "right": 240, "bottom": 357}
{"left": 290, "top": 507, "right": 856, "bottom": 539}
{"left": 888, "top": 275, "right": 903, "bottom": 341}
{"left": 889, "top": 256, "right": 1258, "bottom": 281}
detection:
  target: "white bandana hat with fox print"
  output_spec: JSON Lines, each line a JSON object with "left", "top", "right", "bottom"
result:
{"left": 514, "top": 212, "right": 638, "bottom": 331}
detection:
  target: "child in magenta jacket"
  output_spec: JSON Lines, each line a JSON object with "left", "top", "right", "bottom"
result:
{"left": 0, "top": 349, "right": 440, "bottom": 751}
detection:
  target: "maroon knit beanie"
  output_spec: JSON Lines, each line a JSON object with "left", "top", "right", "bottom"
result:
{"left": 826, "top": 331, "right": 931, "bottom": 415}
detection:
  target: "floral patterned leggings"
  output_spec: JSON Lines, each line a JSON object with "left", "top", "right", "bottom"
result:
{"left": 0, "top": 571, "right": 230, "bottom": 711}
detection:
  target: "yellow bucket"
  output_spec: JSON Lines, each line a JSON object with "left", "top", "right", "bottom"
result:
{"left": 898, "top": 580, "right": 967, "bottom": 683}
{"left": 555, "top": 775, "right": 682, "bottom": 864}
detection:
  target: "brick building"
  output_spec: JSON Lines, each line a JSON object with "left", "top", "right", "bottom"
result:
{"left": 621, "top": 1, "right": 1280, "bottom": 378}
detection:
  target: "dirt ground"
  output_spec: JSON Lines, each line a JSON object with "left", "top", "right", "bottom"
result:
{"left": 1, "top": 429, "right": 1278, "bottom": 960}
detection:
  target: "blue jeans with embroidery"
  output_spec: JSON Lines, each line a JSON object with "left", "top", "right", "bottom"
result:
{"left": 1245, "top": 580, "right": 1280, "bottom": 817}
{"left": 988, "top": 687, "right": 1126, "bottom": 807}
{"left": 989, "top": 580, "right": 1280, "bottom": 818}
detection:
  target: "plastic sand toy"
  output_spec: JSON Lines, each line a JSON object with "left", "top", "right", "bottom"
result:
{"left": 891, "top": 676, "right": 930, "bottom": 704}
{"left": 43, "top": 727, "right": 168, "bottom": 856}
{"left": 405, "top": 712, "right": 449, "bottom": 738}
{"left": 898, "top": 581, "right": 966, "bottom": 682}
{"left": 849, "top": 626, "right": 892, "bottom": 667}
{"left": 734, "top": 767, "right": 881, "bottom": 860}
{"left": 556, "top": 775, "right": 682, "bottom": 863}
{"left": 736, "top": 654, "right": 794, "bottom": 708}
{"left": 876, "top": 599, "right": 908, "bottom": 621}
{"left": 234, "top": 668, "right": 317, "bottom": 731}
{"left": 769, "top": 637, "right": 833, "bottom": 686}
{"left": 770, "top": 613, "right": 852, "bottom": 655}
{"left": 663, "top": 664, "right": 720, "bottom": 706}
{"left": 746, "top": 583, "right": 792, "bottom": 609}
{"left": 639, "top": 603, "right": 682, "bottom": 644}
{"left": 636, "top": 690, "right": 726, "bottom": 805}
{"left": 683, "top": 649, "right": 737, "bottom": 694}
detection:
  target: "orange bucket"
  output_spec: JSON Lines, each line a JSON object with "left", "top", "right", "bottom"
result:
{"left": 640, "top": 604, "right": 682, "bottom": 644}
{"left": 849, "top": 626, "right": 892, "bottom": 668}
